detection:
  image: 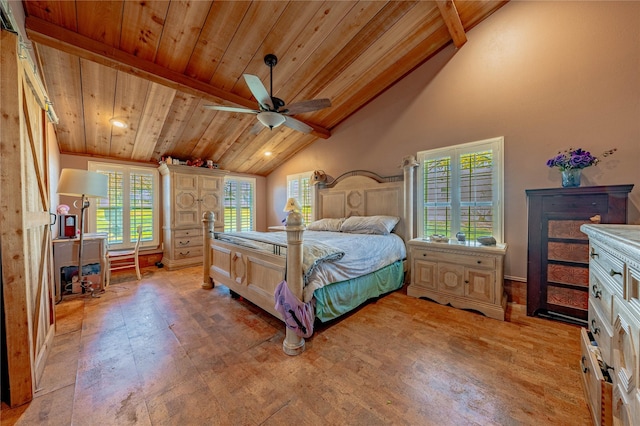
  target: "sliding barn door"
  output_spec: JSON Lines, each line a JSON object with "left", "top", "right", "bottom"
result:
{"left": 1, "top": 30, "right": 56, "bottom": 407}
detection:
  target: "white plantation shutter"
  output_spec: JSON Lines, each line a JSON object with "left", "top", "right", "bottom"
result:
{"left": 129, "top": 172, "right": 155, "bottom": 240}
{"left": 224, "top": 177, "right": 255, "bottom": 232}
{"left": 459, "top": 150, "right": 494, "bottom": 239}
{"left": 418, "top": 137, "right": 503, "bottom": 242}
{"left": 88, "top": 162, "right": 159, "bottom": 249}
{"left": 287, "top": 171, "right": 314, "bottom": 224}
{"left": 423, "top": 156, "right": 452, "bottom": 237}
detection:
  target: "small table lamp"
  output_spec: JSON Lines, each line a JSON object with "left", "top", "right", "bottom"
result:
{"left": 57, "top": 168, "right": 108, "bottom": 298}
{"left": 283, "top": 197, "right": 303, "bottom": 226}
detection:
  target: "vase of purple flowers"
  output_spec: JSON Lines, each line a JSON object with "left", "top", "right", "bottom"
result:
{"left": 546, "top": 147, "right": 616, "bottom": 187}
{"left": 561, "top": 168, "right": 582, "bottom": 187}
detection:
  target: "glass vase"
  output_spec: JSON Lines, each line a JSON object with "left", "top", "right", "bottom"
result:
{"left": 561, "top": 168, "right": 582, "bottom": 187}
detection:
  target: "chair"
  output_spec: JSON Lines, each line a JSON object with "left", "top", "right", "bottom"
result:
{"left": 105, "top": 225, "right": 142, "bottom": 287}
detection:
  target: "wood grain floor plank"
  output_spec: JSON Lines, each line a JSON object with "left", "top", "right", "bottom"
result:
{"left": 1, "top": 266, "right": 591, "bottom": 425}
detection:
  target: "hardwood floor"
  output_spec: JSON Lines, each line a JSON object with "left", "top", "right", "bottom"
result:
{"left": 1, "top": 266, "right": 592, "bottom": 425}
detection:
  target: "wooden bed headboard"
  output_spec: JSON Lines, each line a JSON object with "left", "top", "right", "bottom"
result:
{"left": 315, "top": 162, "right": 417, "bottom": 242}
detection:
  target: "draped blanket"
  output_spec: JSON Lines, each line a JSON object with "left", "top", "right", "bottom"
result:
{"left": 215, "top": 230, "right": 405, "bottom": 303}
{"left": 215, "top": 231, "right": 345, "bottom": 284}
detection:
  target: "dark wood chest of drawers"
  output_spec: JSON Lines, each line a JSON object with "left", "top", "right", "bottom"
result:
{"left": 525, "top": 184, "right": 633, "bottom": 324}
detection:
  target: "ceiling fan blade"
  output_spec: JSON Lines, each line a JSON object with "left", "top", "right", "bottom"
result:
{"left": 283, "top": 116, "right": 313, "bottom": 134}
{"left": 204, "top": 105, "right": 259, "bottom": 114}
{"left": 249, "top": 121, "right": 265, "bottom": 135}
{"left": 284, "top": 98, "right": 331, "bottom": 115}
{"left": 243, "top": 74, "right": 273, "bottom": 110}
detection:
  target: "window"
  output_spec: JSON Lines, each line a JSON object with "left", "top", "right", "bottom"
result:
{"left": 287, "top": 171, "right": 314, "bottom": 224}
{"left": 417, "top": 137, "right": 504, "bottom": 242}
{"left": 87, "top": 162, "right": 159, "bottom": 249}
{"left": 224, "top": 176, "right": 256, "bottom": 232}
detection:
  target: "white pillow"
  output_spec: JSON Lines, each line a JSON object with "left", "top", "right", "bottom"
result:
{"left": 306, "top": 218, "right": 345, "bottom": 232}
{"left": 340, "top": 215, "right": 400, "bottom": 235}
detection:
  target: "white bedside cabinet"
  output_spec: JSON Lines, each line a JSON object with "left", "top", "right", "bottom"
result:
{"left": 407, "top": 238, "right": 507, "bottom": 320}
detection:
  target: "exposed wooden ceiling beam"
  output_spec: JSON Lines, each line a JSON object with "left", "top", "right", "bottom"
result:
{"left": 436, "top": 0, "right": 467, "bottom": 49}
{"left": 24, "top": 16, "right": 331, "bottom": 139}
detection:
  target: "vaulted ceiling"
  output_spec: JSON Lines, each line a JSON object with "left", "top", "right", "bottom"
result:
{"left": 21, "top": 0, "right": 507, "bottom": 176}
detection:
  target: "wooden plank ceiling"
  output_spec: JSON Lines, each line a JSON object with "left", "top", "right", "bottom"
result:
{"left": 23, "top": 0, "right": 507, "bottom": 176}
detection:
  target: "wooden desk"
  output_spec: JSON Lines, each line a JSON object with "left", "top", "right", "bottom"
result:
{"left": 52, "top": 233, "right": 107, "bottom": 300}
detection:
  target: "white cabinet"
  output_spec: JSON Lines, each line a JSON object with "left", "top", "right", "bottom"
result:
{"left": 159, "top": 163, "right": 228, "bottom": 270}
{"left": 407, "top": 239, "right": 507, "bottom": 320}
{"left": 581, "top": 224, "right": 640, "bottom": 426}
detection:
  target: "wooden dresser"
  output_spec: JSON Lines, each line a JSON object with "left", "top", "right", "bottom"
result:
{"left": 407, "top": 239, "right": 508, "bottom": 320}
{"left": 159, "top": 163, "right": 228, "bottom": 270}
{"left": 580, "top": 224, "right": 640, "bottom": 426}
{"left": 525, "top": 185, "right": 633, "bottom": 324}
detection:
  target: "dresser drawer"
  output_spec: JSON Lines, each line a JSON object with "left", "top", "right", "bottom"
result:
{"left": 580, "top": 327, "right": 613, "bottom": 426}
{"left": 590, "top": 242, "right": 626, "bottom": 290}
{"left": 589, "top": 300, "right": 613, "bottom": 367}
{"left": 543, "top": 194, "right": 609, "bottom": 213}
{"left": 591, "top": 270, "right": 614, "bottom": 324}
{"left": 174, "top": 228, "right": 203, "bottom": 239}
{"left": 173, "top": 246, "right": 203, "bottom": 259}
{"left": 412, "top": 249, "right": 495, "bottom": 269}
{"left": 174, "top": 236, "right": 201, "bottom": 249}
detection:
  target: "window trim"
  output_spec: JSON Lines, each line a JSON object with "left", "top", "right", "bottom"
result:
{"left": 223, "top": 175, "right": 256, "bottom": 232}
{"left": 87, "top": 161, "right": 160, "bottom": 249}
{"left": 416, "top": 136, "right": 504, "bottom": 242}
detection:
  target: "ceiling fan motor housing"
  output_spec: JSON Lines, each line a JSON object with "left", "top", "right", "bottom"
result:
{"left": 271, "top": 97, "right": 285, "bottom": 111}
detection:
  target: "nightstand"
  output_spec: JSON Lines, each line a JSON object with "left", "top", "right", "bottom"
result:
{"left": 407, "top": 238, "right": 508, "bottom": 320}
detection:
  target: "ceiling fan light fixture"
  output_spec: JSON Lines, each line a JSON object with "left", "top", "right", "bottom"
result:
{"left": 257, "top": 111, "right": 285, "bottom": 129}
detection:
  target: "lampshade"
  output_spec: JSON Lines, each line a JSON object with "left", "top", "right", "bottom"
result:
{"left": 57, "top": 169, "right": 108, "bottom": 198}
{"left": 283, "top": 197, "right": 301, "bottom": 213}
{"left": 257, "top": 111, "right": 286, "bottom": 129}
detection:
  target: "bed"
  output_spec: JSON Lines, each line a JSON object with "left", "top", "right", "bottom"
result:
{"left": 202, "top": 162, "right": 418, "bottom": 355}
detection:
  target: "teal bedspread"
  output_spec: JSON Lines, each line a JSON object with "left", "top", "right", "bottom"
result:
{"left": 314, "top": 260, "right": 404, "bottom": 322}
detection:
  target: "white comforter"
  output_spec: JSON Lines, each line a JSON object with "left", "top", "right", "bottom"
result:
{"left": 216, "top": 230, "right": 406, "bottom": 302}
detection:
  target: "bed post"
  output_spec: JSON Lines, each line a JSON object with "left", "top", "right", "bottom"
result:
{"left": 402, "top": 155, "right": 418, "bottom": 242}
{"left": 202, "top": 211, "right": 215, "bottom": 289}
{"left": 283, "top": 221, "right": 305, "bottom": 356}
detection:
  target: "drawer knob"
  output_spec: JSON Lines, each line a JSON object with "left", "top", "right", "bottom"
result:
{"left": 590, "top": 319, "right": 600, "bottom": 335}
{"left": 609, "top": 269, "right": 622, "bottom": 277}
{"left": 422, "top": 253, "right": 427, "bottom": 257}
{"left": 477, "top": 260, "right": 481, "bottom": 264}
{"left": 590, "top": 248, "right": 599, "bottom": 259}
{"left": 581, "top": 356, "right": 588, "bottom": 373}
{"left": 591, "top": 284, "right": 602, "bottom": 299}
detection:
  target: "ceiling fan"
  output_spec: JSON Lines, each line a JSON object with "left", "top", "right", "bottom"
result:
{"left": 205, "top": 54, "right": 331, "bottom": 134}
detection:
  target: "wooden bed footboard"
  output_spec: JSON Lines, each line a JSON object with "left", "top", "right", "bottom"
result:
{"left": 202, "top": 212, "right": 306, "bottom": 355}
{"left": 203, "top": 231, "right": 286, "bottom": 318}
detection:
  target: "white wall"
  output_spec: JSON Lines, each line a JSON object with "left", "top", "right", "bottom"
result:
{"left": 267, "top": 1, "right": 640, "bottom": 280}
